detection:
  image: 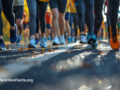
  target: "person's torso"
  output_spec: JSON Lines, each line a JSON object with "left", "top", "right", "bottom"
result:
{"left": 70, "top": 0, "right": 76, "bottom": 13}
{"left": 66, "top": 0, "right": 70, "bottom": 12}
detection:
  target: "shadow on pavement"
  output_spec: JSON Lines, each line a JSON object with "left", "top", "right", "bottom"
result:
{"left": 0, "top": 47, "right": 120, "bottom": 90}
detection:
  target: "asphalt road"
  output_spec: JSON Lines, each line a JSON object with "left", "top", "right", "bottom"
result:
{"left": 0, "top": 40, "right": 120, "bottom": 90}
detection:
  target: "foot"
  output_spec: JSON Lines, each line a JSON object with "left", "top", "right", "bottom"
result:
{"left": 59, "top": 35, "right": 65, "bottom": 44}
{"left": 87, "top": 33, "right": 97, "bottom": 48}
{"left": 110, "top": 26, "right": 119, "bottom": 50}
{"left": 68, "top": 37, "right": 72, "bottom": 43}
{"left": 10, "top": 24, "right": 17, "bottom": 43}
{"left": 52, "top": 36, "right": 60, "bottom": 45}
{"left": 40, "top": 37, "right": 47, "bottom": 48}
{"left": 0, "top": 39, "right": 6, "bottom": 51}
{"left": 80, "top": 34, "right": 87, "bottom": 44}
{"left": 35, "top": 38, "right": 39, "bottom": 44}
{"left": 28, "top": 38, "right": 37, "bottom": 48}
{"left": 48, "top": 36, "right": 52, "bottom": 41}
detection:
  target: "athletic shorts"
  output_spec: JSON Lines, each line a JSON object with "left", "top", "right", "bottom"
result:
{"left": 49, "top": 0, "right": 67, "bottom": 13}
{"left": 13, "top": 6, "right": 23, "bottom": 19}
{"left": 65, "top": 12, "right": 70, "bottom": 21}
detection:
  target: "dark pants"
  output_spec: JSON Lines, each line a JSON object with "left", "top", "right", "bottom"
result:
{"left": 94, "top": 0, "right": 104, "bottom": 35}
{"left": 75, "top": 0, "right": 94, "bottom": 34}
{"left": 27, "top": 0, "right": 37, "bottom": 36}
{"left": 70, "top": 13, "right": 79, "bottom": 37}
{"left": 0, "top": 0, "right": 15, "bottom": 35}
{"left": 108, "top": 0, "right": 119, "bottom": 35}
{"left": 36, "top": 1, "right": 48, "bottom": 34}
{"left": 94, "top": 0, "right": 119, "bottom": 36}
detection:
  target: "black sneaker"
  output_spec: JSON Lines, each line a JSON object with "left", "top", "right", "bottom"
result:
{"left": 0, "top": 39, "right": 6, "bottom": 51}
{"left": 10, "top": 24, "right": 17, "bottom": 43}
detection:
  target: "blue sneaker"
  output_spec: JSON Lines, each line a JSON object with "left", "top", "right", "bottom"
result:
{"left": 59, "top": 35, "right": 65, "bottom": 44}
{"left": 80, "top": 34, "right": 87, "bottom": 44}
{"left": 40, "top": 37, "right": 47, "bottom": 48}
{"left": 10, "top": 24, "right": 17, "bottom": 43}
{"left": 0, "top": 39, "right": 6, "bottom": 51}
{"left": 35, "top": 38, "right": 39, "bottom": 44}
{"left": 48, "top": 36, "right": 52, "bottom": 41}
{"left": 52, "top": 36, "right": 60, "bottom": 45}
{"left": 28, "top": 38, "right": 37, "bottom": 48}
{"left": 87, "top": 33, "right": 97, "bottom": 48}
{"left": 68, "top": 37, "right": 72, "bottom": 43}
{"left": 16, "top": 35, "right": 22, "bottom": 45}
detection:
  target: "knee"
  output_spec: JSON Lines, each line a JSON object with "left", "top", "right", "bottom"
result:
{"left": 52, "top": 10, "right": 59, "bottom": 21}
{"left": 59, "top": 13, "right": 65, "bottom": 22}
{"left": 16, "top": 19, "right": 22, "bottom": 26}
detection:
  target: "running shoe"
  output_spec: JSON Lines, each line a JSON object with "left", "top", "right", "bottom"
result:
{"left": 40, "top": 37, "right": 47, "bottom": 48}
{"left": 80, "top": 34, "right": 87, "bottom": 44}
{"left": 52, "top": 36, "right": 60, "bottom": 45}
{"left": 35, "top": 38, "right": 39, "bottom": 44}
{"left": 59, "top": 35, "right": 65, "bottom": 44}
{"left": 87, "top": 33, "right": 97, "bottom": 48}
{"left": 48, "top": 36, "right": 52, "bottom": 41}
{"left": 0, "top": 39, "right": 6, "bottom": 51}
{"left": 110, "top": 26, "right": 119, "bottom": 50}
{"left": 10, "top": 24, "right": 17, "bottom": 43}
{"left": 28, "top": 38, "right": 37, "bottom": 48}
{"left": 68, "top": 36, "right": 72, "bottom": 43}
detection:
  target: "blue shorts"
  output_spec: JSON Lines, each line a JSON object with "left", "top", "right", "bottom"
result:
{"left": 65, "top": 12, "right": 70, "bottom": 21}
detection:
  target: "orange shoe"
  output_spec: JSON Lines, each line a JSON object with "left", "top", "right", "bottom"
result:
{"left": 110, "top": 26, "right": 120, "bottom": 50}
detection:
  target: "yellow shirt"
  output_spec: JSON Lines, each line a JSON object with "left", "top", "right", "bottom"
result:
{"left": 39, "top": 0, "right": 49, "bottom": 2}
{"left": 70, "top": 0, "right": 76, "bottom": 13}
{"left": 66, "top": 0, "right": 70, "bottom": 12}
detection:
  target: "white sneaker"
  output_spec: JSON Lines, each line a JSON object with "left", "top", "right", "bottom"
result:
{"left": 59, "top": 35, "right": 65, "bottom": 44}
{"left": 52, "top": 36, "right": 60, "bottom": 45}
{"left": 80, "top": 34, "right": 87, "bottom": 43}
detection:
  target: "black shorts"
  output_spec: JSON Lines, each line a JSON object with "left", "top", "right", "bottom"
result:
{"left": 13, "top": 6, "right": 23, "bottom": 19}
{"left": 49, "top": 0, "right": 67, "bottom": 13}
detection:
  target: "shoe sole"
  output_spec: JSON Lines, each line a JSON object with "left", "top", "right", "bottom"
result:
{"left": 52, "top": 42, "right": 59, "bottom": 45}
{"left": 80, "top": 41, "right": 87, "bottom": 44}
{"left": 88, "top": 38, "right": 97, "bottom": 48}
{"left": 28, "top": 45, "right": 36, "bottom": 49}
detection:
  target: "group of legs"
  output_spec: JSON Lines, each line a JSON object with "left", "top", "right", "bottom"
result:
{"left": 74, "top": 0, "right": 119, "bottom": 49}
{"left": 0, "top": 0, "right": 119, "bottom": 51}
